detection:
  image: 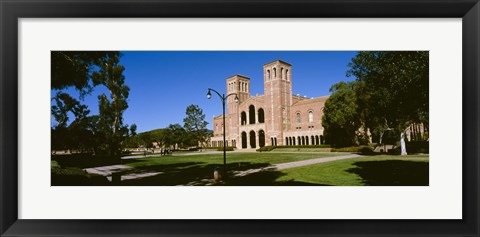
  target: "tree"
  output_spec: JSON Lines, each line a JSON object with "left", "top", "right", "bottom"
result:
{"left": 92, "top": 52, "right": 131, "bottom": 159}
{"left": 164, "top": 124, "right": 187, "bottom": 149}
{"left": 183, "top": 104, "right": 209, "bottom": 147}
{"left": 51, "top": 51, "right": 133, "bottom": 156}
{"left": 322, "top": 81, "right": 362, "bottom": 147}
{"left": 346, "top": 51, "right": 429, "bottom": 155}
{"left": 51, "top": 51, "right": 115, "bottom": 96}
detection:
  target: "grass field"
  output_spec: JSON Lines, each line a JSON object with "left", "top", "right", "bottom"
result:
{"left": 53, "top": 152, "right": 429, "bottom": 186}
{"left": 274, "top": 155, "right": 429, "bottom": 186}
{"left": 119, "top": 153, "right": 428, "bottom": 186}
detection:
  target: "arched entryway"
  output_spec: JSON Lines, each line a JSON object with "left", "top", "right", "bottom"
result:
{"left": 259, "top": 130, "right": 265, "bottom": 147}
{"left": 250, "top": 131, "right": 256, "bottom": 148}
{"left": 241, "top": 132, "right": 247, "bottom": 148}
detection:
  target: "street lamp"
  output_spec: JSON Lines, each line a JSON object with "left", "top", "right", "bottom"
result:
{"left": 207, "top": 88, "right": 239, "bottom": 178}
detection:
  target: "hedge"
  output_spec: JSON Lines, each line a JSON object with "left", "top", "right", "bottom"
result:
{"left": 51, "top": 166, "right": 109, "bottom": 186}
{"left": 331, "top": 146, "right": 374, "bottom": 155}
{"left": 388, "top": 141, "right": 429, "bottom": 155}
{"left": 257, "top": 144, "right": 331, "bottom": 152}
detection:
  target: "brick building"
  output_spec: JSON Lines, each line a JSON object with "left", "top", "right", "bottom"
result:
{"left": 210, "top": 60, "right": 328, "bottom": 149}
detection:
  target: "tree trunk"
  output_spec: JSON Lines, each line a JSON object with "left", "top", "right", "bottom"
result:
{"left": 400, "top": 132, "right": 407, "bottom": 156}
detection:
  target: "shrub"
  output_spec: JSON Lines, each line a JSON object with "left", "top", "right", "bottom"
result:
{"left": 51, "top": 167, "right": 109, "bottom": 186}
{"left": 256, "top": 144, "right": 331, "bottom": 152}
{"left": 256, "top": 146, "right": 276, "bottom": 152}
{"left": 216, "top": 146, "right": 234, "bottom": 151}
{"left": 331, "top": 146, "right": 374, "bottom": 155}
{"left": 388, "top": 141, "right": 429, "bottom": 155}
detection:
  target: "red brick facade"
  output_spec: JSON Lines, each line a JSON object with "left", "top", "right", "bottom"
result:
{"left": 210, "top": 60, "right": 328, "bottom": 149}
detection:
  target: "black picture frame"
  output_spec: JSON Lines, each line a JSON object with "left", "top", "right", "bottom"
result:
{"left": 1, "top": 0, "right": 479, "bottom": 236}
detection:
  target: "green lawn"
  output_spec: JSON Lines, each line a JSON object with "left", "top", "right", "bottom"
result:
{"left": 120, "top": 153, "right": 428, "bottom": 186}
{"left": 124, "top": 152, "right": 342, "bottom": 168}
{"left": 120, "top": 152, "right": 343, "bottom": 185}
{"left": 54, "top": 152, "right": 429, "bottom": 186}
{"left": 273, "top": 155, "right": 429, "bottom": 186}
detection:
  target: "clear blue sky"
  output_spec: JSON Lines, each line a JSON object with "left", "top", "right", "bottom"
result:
{"left": 54, "top": 51, "right": 358, "bottom": 133}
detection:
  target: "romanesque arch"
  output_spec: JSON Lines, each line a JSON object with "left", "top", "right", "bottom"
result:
{"left": 250, "top": 131, "right": 256, "bottom": 148}
{"left": 249, "top": 105, "right": 256, "bottom": 124}
{"left": 259, "top": 130, "right": 265, "bottom": 147}
{"left": 241, "top": 132, "right": 247, "bottom": 148}
{"left": 241, "top": 111, "right": 247, "bottom": 125}
{"left": 258, "top": 108, "right": 265, "bottom": 123}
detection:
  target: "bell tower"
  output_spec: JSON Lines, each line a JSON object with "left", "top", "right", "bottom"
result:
{"left": 226, "top": 75, "right": 250, "bottom": 114}
{"left": 263, "top": 60, "right": 292, "bottom": 146}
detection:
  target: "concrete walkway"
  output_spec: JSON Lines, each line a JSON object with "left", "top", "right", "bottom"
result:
{"left": 233, "top": 154, "right": 363, "bottom": 177}
{"left": 83, "top": 164, "right": 162, "bottom": 182}
{"left": 121, "top": 151, "right": 223, "bottom": 159}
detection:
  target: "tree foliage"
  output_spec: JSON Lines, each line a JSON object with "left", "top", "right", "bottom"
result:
{"left": 347, "top": 51, "right": 429, "bottom": 135}
{"left": 183, "top": 104, "right": 209, "bottom": 147}
{"left": 322, "top": 81, "right": 361, "bottom": 147}
{"left": 51, "top": 51, "right": 135, "bottom": 158}
{"left": 51, "top": 51, "right": 116, "bottom": 97}
{"left": 323, "top": 51, "right": 429, "bottom": 149}
{"left": 92, "top": 53, "right": 131, "bottom": 158}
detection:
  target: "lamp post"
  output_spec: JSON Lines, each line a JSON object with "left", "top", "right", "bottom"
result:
{"left": 207, "top": 88, "right": 239, "bottom": 178}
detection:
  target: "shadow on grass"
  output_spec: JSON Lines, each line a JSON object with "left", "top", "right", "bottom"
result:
{"left": 221, "top": 169, "right": 328, "bottom": 186}
{"left": 122, "top": 161, "right": 287, "bottom": 186}
{"left": 346, "top": 160, "right": 429, "bottom": 186}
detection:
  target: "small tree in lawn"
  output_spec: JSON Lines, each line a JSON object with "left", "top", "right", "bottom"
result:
{"left": 183, "top": 104, "right": 209, "bottom": 148}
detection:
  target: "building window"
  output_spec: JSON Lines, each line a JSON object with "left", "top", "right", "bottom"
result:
{"left": 241, "top": 111, "right": 247, "bottom": 125}
{"left": 267, "top": 70, "right": 270, "bottom": 80}
{"left": 308, "top": 111, "right": 314, "bottom": 123}
{"left": 296, "top": 112, "right": 301, "bottom": 123}
{"left": 258, "top": 108, "right": 265, "bottom": 123}
{"left": 273, "top": 68, "right": 276, "bottom": 78}
{"left": 249, "top": 105, "right": 256, "bottom": 124}
{"left": 285, "top": 69, "right": 289, "bottom": 81}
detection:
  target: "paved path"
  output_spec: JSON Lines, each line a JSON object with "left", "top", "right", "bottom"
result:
{"left": 233, "top": 154, "right": 363, "bottom": 177}
{"left": 121, "top": 151, "right": 223, "bottom": 159}
{"left": 84, "top": 164, "right": 162, "bottom": 182}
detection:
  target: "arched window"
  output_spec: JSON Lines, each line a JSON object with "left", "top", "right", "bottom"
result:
{"left": 273, "top": 68, "right": 276, "bottom": 78}
{"left": 281, "top": 68, "right": 284, "bottom": 79}
{"left": 249, "top": 105, "right": 256, "bottom": 124}
{"left": 308, "top": 111, "right": 314, "bottom": 123}
{"left": 241, "top": 111, "right": 247, "bottom": 125}
{"left": 267, "top": 70, "right": 270, "bottom": 80}
{"left": 296, "top": 112, "right": 301, "bottom": 123}
{"left": 285, "top": 69, "right": 289, "bottom": 81}
{"left": 258, "top": 108, "right": 265, "bottom": 123}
